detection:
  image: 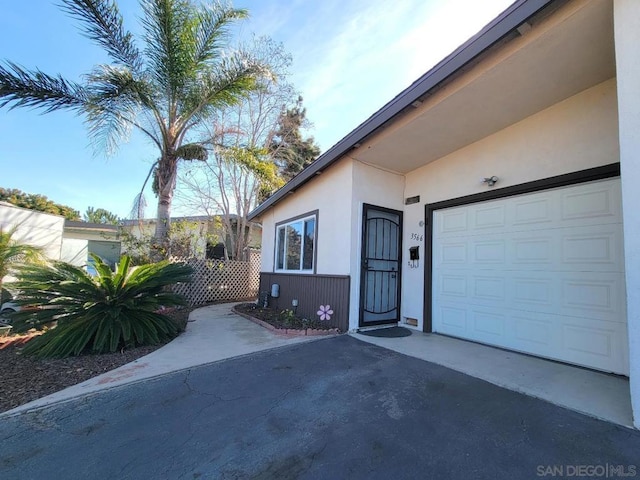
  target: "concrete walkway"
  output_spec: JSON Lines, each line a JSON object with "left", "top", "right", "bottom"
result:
{"left": 2, "top": 303, "right": 315, "bottom": 417}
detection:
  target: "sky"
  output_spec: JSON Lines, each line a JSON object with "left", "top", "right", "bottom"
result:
{"left": 0, "top": 0, "right": 514, "bottom": 220}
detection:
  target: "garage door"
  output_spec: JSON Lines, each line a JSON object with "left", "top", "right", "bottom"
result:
{"left": 432, "top": 178, "right": 628, "bottom": 375}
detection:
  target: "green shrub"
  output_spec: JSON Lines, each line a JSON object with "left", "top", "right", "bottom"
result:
{"left": 11, "top": 254, "right": 193, "bottom": 358}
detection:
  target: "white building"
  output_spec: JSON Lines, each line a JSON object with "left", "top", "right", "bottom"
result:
{"left": 249, "top": 0, "right": 640, "bottom": 428}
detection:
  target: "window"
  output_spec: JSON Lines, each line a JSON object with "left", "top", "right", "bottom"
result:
{"left": 275, "top": 214, "right": 316, "bottom": 272}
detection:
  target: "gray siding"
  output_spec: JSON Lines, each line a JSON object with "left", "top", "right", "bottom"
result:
{"left": 88, "top": 240, "right": 121, "bottom": 268}
{"left": 259, "top": 273, "right": 350, "bottom": 332}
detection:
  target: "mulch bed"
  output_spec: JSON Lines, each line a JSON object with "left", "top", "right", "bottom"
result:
{"left": 0, "top": 308, "right": 191, "bottom": 414}
{"left": 233, "top": 303, "right": 339, "bottom": 335}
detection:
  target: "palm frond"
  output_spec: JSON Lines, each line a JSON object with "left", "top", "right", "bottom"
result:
{"left": 141, "top": 0, "right": 194, "bottom": 96}
{"left": 60, "top": 0, "right": 142, "bottom": 71}
{"left": 84, "top": 65, "right": 159, "bottom": 154}
{"left": 0, "top": 61, "right": 89, "bottom": 113}
{"left": 180, "top": 52, "right": 267, "bottom": 129}
{"left": 0, "top": 227, "right": 45, "bottom": 280}
{"left": 192, "top": 5, "right": 248, "bottom": 68}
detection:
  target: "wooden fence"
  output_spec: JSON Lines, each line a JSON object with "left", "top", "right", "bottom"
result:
{"left": 171, "top": 249, "right": 260, "bottom": 306}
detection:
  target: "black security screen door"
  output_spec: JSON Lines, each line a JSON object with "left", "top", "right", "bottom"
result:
{"left": 359, "top": 204, "right": 403, "bottom": 327}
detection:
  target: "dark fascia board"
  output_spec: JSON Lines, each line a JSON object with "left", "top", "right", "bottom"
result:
{"left": 64, "top": 220, "right": 119, "bottom": 232}
{"left": 119, "top": 214, "right": 240, "bottom": 226}
{"left": 248, "top": 0, "right": 555, "bottom": 221}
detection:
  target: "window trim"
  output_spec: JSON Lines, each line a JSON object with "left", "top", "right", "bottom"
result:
{"left": 274, "top": 210, "right": 319, "bottom": 274}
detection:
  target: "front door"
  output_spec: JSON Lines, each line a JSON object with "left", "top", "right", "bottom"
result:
{"left": 359, "top": 204, "right": 403, "bottom": 327}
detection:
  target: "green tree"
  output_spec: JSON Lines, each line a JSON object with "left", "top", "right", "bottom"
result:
{"left": 0, "top": 187, "right": 80, "bottom": 220}
{"left": 11, "top": 254, "right": 193, "bottom": 357}
{"left": 0, "top": 227, "right": 44, "bottom": 302}
{"left": 0, "top": 0, "right": 265, "bottom": 256}
{"left": 84, "top": 206, "right": 119, "bottom": 224}
{"left": 269, "top": 96, "right": 321, "bottom": 181}
{"left": 179, "top": 36, "right": 294, "bottom": 259}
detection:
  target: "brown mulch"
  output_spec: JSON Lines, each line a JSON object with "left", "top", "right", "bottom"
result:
{"left": 234, "top": 303, "right": 337, "bottom": 331}
{"left": 0, "top": 308, "right": 191, "bottom": 414}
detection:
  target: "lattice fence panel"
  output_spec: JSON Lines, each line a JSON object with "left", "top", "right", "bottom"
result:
{"left": 171, "top": 250, "right": 261, "bottom": 306}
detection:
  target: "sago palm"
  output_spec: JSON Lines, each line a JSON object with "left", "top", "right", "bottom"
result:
{"left": 11, "top": 254, "right": 193, "bottom": 357}
{"left": 0, "top": 0, "right": 265, "bottom": 254}
{"left": 0, "top": 227, "right": 44, "bottom": 300}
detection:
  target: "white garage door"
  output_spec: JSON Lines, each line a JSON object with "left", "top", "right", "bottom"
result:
{"left": 432, "top": 178, "right": 628, "bottom": 375}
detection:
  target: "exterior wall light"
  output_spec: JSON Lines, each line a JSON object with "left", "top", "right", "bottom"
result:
{"left": 482, "top": 176, "right": 499, "bottom": 187}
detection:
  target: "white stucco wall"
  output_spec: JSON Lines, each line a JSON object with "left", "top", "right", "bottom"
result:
{"left": 614, "top": 0, "right": 640, "bottom": 428}
{"left": 259, "top": 159, "right": 354, "bottom": 275}
{"left": 0, "top": 203, "right": 64, "bottom": 260}
{"left": 349, "top": 161, "right": 406, "bottom": 330}
{"left": 402, "top": 78, "right": 619, "bottom": 328}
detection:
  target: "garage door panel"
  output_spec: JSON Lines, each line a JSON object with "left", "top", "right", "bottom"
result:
{"left": 560, "top": 183, "right": 621, "bottom": 221}
{"left": 472, "top": 310, "right": 506, "bottom": 338}
{"left": 440, "top": 274, "right": 467, "bottom": 297}
{"left": 511, "top": 235, "right": 554, "bottom": 264}
{"left": 440, "top": 209, "right": 469, "bottom": 233}
{"left": 437, "top": 270, "right": 624, "bottom": 322}
{"left": 432, "top": 178, "right": 628, "bottom": 375}
{"left": 439, "top": 242, "right": 467, "bottom": 264}
{"left": 561, "top": 225, "right": 623, "bottom": 268}
{"left": 513, "top": 197, "right": 553, "bottom": 226}
{"left": 439, "top": 306, "right": 467, "bottom": 333}
{"left": 560, "top": 273, "right": 625, "bottom": 318}
{"left": 442, "top": 233, "right": 621, "bottom": 271}
{"left": 512, "top": 315, "right": 554, "bottom": 348}
{"left": 473, "top": 240, "right": 506, "bottom": 264}
{"left": 512, "top": 278, "right": 553, "bottom": 306}
{"left": 474, "top": 204, "right": 506, "bottom": 229}
{"left": 473, "top": 276, "right": 505, "bottom": 301}
{"left": 561, "top": 320, "right": 628, "bottom": 373}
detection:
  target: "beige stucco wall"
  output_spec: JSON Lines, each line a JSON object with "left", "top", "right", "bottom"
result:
{"left": 401, "top": 78, "right": 620, "bottom": 327}
{"left": 348, "top": 161, "right": 406, "bottom": 329}
{"left": 259, "top": 159, "right": 354, "bottom": 275}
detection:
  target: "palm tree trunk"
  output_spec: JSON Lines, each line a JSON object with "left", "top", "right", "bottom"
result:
{"left": 154, "top": 154, "right": 178, "bottom": 259}
{"left": 155, "top": 197, "right": 171, "bottom": 252}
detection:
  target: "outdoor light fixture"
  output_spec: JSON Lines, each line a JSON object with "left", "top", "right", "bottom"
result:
{"left": 292, "top": 299, "right": 299, "bottom": 313}
{"left": 482, "top": 176, "right": 499, "bottom": 187}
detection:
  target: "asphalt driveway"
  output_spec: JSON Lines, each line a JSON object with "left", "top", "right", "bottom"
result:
{"left": 1, "top": 335, "right": 638, "bottom": 479}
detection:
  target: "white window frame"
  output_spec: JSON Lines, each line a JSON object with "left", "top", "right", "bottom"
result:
{"left": 275, "top": 213, "right": 317, "bottom": 273}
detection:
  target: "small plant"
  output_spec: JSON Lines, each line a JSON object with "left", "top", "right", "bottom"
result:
{"left": 279, "top": 309, "right": 297, "bottom": 327}
{"left": 11, "top": 254, "right": 193, "bottom": 358}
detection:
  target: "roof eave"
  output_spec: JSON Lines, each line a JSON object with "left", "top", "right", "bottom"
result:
{"left": 248, "top": 0, "right": 555, "bottom": 221}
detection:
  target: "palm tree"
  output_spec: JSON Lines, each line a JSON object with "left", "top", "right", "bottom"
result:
{"left": 0, "top": 0, "right": 265, "bottom": 256}
{"left": 0, "top": 227, "right": 44, "bottom": 302}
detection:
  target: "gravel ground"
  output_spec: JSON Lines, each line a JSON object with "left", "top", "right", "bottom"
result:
{"left": 0, "top": 309, "right": 190, "bottom": 413}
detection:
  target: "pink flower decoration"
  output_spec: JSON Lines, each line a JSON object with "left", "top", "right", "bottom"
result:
{"left": 317, "top": 305, "right": 334, "bottom": 321}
